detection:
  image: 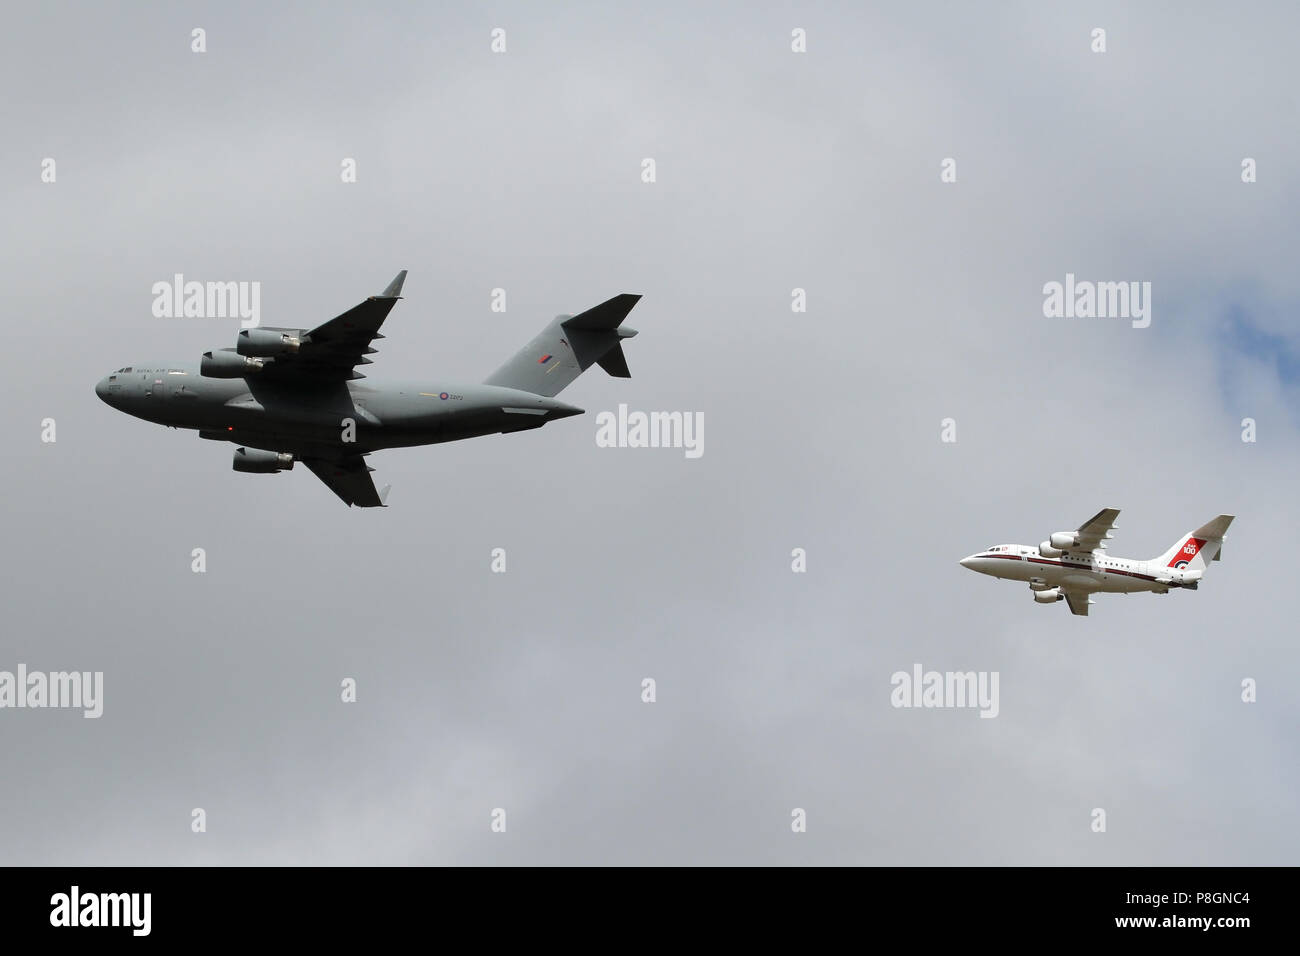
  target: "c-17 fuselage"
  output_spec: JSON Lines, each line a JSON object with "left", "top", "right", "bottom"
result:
{"left": 94, "top": 271, "right": 642, "bottom": 507}
{"left": 95, "top": 366, "right": 584, "bottom": 450}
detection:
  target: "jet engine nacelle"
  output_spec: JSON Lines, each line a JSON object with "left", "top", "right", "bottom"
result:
{"left": 1028, "top": 578, "right": 1052, "bottom": 591}
{"left": 1033, "top": 587, "right": 1064, "bottom": 603}
{"left": 238, "top": 328, "right": 301, "bottom": 357}
{"left": 1038, "top": 541, "right": 1063, "bottom": 558}
{"left": 1049, "top": 531, "right": 1080, "bottom": 549}
{"left": 232, "top": 447, "right": 294, "bottom": 473}
{"left": 202, "top": 349, "right": 265, "bottom": 378}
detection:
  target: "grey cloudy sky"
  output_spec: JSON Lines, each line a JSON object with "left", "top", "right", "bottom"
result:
{"left": 1, "top": 2, "right": 1297, "bottom": 864}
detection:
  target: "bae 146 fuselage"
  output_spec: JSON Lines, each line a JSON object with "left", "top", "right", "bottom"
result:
{"left": 961, "top": 545, "right": 1196, "bottom": 594}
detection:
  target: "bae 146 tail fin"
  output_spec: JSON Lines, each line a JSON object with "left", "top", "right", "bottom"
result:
{"left": 1151, "top": 514, "right": 1235, "bottom": 571}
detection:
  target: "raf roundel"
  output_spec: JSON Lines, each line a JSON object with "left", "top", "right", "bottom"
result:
{"left": 439, "top": 392, "right": 449, "bottom": 400}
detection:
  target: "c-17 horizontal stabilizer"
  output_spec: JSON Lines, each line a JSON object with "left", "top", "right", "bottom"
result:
{"left": 563, "top": 293, "right": 641, "bottom": 331}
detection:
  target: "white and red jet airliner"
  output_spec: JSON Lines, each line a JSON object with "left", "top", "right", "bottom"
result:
{"left": 960, "top": 509, "right": 1234, "bottom": 616}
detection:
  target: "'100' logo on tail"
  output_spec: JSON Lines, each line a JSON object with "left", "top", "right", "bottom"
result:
{"left": 1169, "top": 538, "right": 1206, "bottom": 569}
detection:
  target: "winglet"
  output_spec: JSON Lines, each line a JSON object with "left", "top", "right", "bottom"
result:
{"left": 381, "top": 270, "right": 408, "bottom": 299}
{"left": 379, "top": 484, "right": 392, "bottom": 507}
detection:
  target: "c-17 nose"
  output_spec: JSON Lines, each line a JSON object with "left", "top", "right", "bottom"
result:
{"left": 94, "top": 377, "right": 110, "bottom": 403}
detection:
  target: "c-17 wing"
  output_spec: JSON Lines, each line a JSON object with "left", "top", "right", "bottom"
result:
{"left": 301, "top": 453, "right": 391, "bottom": 508}
{"left": 1072, "top": 507, "right": 1121, "bottom": 552}
{"left": 253, "top": 270, "right": 407, "bottom": 384}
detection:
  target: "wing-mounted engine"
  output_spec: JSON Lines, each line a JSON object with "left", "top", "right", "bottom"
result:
{"left": 238, "top": 328, "right": 302, "bottom": 357}
{"left": 1033, "top": 587, "right": 1065, "bottom": 603}
{"left": 202, "top": 348, "right": 266, "bottom": 378}
{"left": 233, "top": 448, "right": 294, "bottom": 473}
{"left": 198, "top": 271, "right": 405, "bottom": 386}
{"left": 201, "top": 328, "right": 306, "bottom": 378}
{"left": 1040, "top": 530, "right": 1085, "bottom": 557}
{"left": 1028, "top": 578, "right": 1053, "bottom": 591}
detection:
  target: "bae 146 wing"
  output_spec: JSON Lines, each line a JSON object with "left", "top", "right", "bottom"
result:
{"left": 1070, "top": 507, "right": 1121, "bottom": 552}
{"left": 242, "top": 270, "right": 408, "bottom": 384}
{"left": 1062, "top": 589, "right": 1093, "bottom": 616}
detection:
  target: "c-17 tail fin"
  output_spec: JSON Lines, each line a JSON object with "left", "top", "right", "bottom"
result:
{"left": 484, "top": 294, "right": 641, "bottom": 397}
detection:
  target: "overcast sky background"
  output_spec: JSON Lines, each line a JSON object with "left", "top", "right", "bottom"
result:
{"left": 1, "top": 2, "right": 1297, "bottom": 865}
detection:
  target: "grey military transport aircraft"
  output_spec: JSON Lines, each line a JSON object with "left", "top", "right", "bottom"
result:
{"left": 95, "top": 271, "right": 641, "bottom": 507}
